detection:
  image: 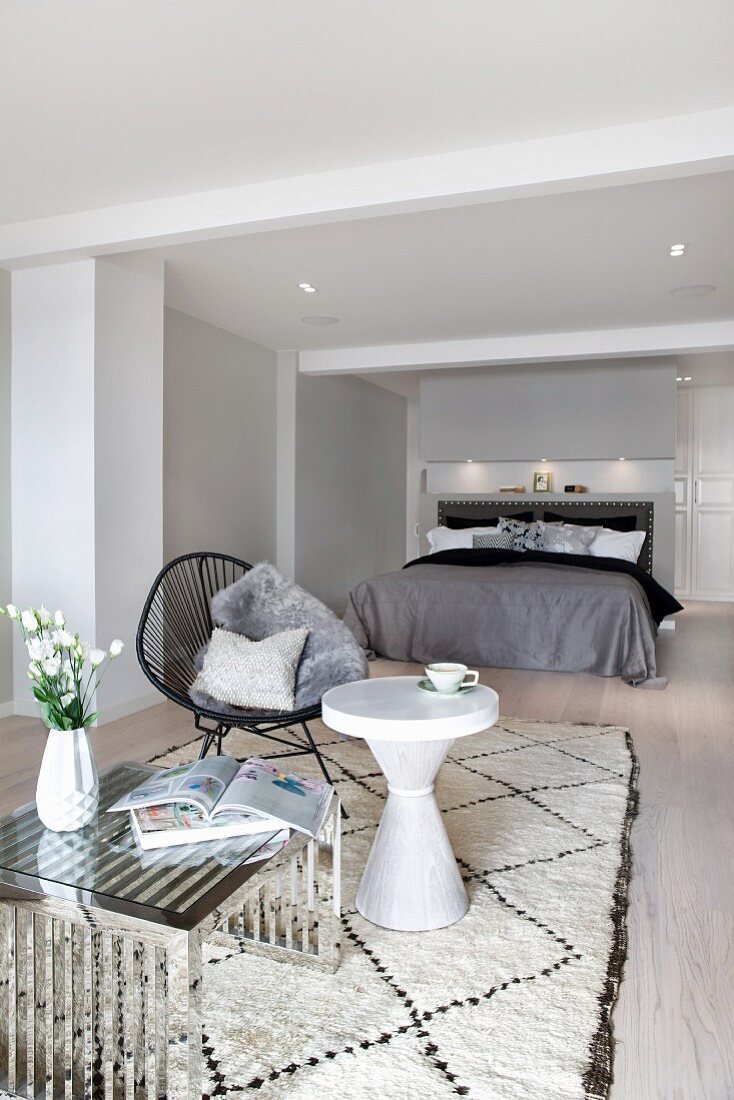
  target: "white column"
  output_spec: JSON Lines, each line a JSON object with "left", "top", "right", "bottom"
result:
{"left": 11, "top": 256, "right": 164, "bottom": 721}
{"left": 275, "top": 350, "right": 297, "bottom": 579}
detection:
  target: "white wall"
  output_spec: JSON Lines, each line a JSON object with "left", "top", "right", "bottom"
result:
{"left": 0, "top": 271, "right": 11, "bottom": 710}
{"left": 294, "top": 373, "right": 407, "bottom": 612}
{"left": 163, "top": 308, "right": 277, "bottom": 564}
{"left": 426, "top": 458, "right": 674, "bottom": 495}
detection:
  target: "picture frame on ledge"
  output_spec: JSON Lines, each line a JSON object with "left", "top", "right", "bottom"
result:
{"left": 533, "top": 471, "right": 552, "bottom": 492}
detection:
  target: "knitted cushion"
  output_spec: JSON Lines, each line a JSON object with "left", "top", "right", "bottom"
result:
{"left": 472, "top": 530, "right": 514, "bottom": 550}
{"left": 192, "top": 626, "right": 308, "bottom": 711}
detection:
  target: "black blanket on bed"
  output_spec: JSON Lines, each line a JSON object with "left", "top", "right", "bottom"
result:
{"left": 404, "top": 548, "right": 683, "bottom": 625}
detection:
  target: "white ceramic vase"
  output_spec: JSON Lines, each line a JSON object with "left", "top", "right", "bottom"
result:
{"left": 36, "top": 728, "right": 99, "bottom": 832}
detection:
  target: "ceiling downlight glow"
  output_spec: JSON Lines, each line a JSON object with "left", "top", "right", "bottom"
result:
{"left": 298, "top": 282, "right": 318, "bottom": 293}
{"left": 618, "top": 457, "right": 626, "bottom": 462}
{"left": 669, "top": 243, "right": 686, "bottom": 256}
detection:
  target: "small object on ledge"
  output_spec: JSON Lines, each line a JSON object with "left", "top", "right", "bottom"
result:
{"left": 499, "top": 485, "right": 526, "bottom": 493}
{"left": 564, "top": 484, "right": 587, "bottom": 494}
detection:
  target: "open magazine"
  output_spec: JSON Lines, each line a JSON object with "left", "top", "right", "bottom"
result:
{"left": 108, "top": 757, "right": 333, "bottom": 850}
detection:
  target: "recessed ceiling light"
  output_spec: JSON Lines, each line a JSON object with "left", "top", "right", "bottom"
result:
{"left": 669, "top": 244, "right": 686, "bottom": 256}
{"left": 676, "top": 376, "right": 683, "bottom": 382}
{"left": 298, "top": 282, "right": 318, "bottom": 293}
{"left": 684, "top": 376, "right": 692, "bottom": 381}
{"left": 618, "top": 457, "right": 626, "bottom": 462}
{"left": 540, "top": 458, "right": 548, "bottom": 463}
{"left": 670, "top": 284, "right": 716, "bottom": 298}
{"left": 466, "top": 459, "right": 473, "bottom": 463}
{"left": 301, "top": 315, "right": 339, "bottom": 325}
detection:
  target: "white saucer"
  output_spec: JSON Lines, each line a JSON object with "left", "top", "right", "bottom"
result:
{"left": 417, "top": 678, "right": 477, "bottom": 697}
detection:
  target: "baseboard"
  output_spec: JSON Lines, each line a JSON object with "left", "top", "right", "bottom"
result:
{"left": 5, "top": 692, "right": 164, "bottom": 725}
{"left": 96, "top": 692, "right": 165, "bottom": 726}
{"left": 11, "top": 699, "right": 38, "bottom": 718}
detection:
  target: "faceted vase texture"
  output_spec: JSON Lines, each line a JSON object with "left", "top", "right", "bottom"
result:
{"left": 36, "top": 728, "right": 99, "bottom": 832}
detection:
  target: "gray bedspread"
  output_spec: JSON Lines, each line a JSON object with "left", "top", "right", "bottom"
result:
{"left": 344, "top": 561, "right": 666, "bottom": 688}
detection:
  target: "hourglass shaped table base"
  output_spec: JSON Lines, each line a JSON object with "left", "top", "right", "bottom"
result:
{"left": 322, "top": 676, "right": 499, "bottom": 932}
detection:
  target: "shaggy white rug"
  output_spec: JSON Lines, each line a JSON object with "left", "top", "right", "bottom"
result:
{"left": 152, "top": 715, "right": 637, "bottom": 1100}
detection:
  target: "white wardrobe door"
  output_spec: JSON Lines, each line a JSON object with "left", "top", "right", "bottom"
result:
{"left": 692, "top": 386, "right": 734, "bottom": 599}
{"left": 674, "top": 389, "right": 693, "bottom": 596}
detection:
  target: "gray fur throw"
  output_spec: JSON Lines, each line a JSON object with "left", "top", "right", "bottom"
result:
{"left": 191, "top": 563, "right": 367, "bottom": 713}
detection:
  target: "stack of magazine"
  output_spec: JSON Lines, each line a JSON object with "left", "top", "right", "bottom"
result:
{"left": 108, "top": 757, "right": 334, "bottom": 851}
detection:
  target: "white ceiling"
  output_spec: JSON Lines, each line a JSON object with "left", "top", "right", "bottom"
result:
{"left": 156, "top": 170, "right": 734, "bottom": 349}
{"left": 2, "top": 0, "right": 734, "bottom": 224}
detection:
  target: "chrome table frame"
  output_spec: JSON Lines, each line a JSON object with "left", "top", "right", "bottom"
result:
{"left": 0, "top": 763, "right": 340, "bottom": 1099}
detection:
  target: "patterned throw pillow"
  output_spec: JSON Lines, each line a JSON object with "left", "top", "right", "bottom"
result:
{"left": 541, "top": 524, "right": 600, "bottom": 555}
{"left": 497, "top": 516, "right": 545, "bottom": 552}
{"left": 472, "top": 530, "right": 514, "bottom": 550}
{"left": 192, "top": 626, "right": 309, "bottom": 711}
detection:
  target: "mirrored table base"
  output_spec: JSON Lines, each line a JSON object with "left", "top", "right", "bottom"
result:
{"left": 0, "top": 803, "right": 340, "bottom": 1100}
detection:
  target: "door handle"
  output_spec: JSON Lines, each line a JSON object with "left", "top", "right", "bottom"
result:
{"left": 694, "top": 479, "right": 699, "bottom": 504}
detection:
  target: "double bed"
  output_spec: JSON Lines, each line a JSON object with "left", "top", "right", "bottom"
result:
{"left": 344, "top": 499, "right": 683, "bottom": 688}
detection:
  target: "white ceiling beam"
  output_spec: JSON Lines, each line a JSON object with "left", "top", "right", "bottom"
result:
{"left": 2, "top": 106, "right": 734, "bottom": 268}
{"left": 298, "top": 320, "right": 734, "bottom": 375}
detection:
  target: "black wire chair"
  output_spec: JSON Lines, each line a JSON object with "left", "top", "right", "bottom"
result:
{"left": 136, "top": 551, "right": 339, "bottom": 791}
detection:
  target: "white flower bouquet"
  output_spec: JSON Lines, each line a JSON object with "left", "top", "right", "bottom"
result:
{"left": 1, "top": 603, "right": 123, "bottom": 731}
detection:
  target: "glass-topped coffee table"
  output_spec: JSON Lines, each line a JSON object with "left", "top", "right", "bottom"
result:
{"left": 0, "top": 762, "right": 340, "bottom": 1099}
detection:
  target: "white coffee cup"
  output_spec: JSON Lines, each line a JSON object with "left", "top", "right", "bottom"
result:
{"left": 425, "top": 663, "right": 479, "bottom": 694}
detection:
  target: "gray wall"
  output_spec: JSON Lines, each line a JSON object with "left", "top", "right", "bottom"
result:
{"left": 0, "top": 272, "right": 10, "bottom": 705}
{"left": 295, "top": 373, "right": 407, "bottom": 612}
{"left": 164, "top": 308, "right": 277, "bottom": 564}
{"left": 420, "top": 359, "right": 677, "bottom": 461}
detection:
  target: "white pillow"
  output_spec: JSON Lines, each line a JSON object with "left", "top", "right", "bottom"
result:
{"left": 426, "top": 525, "right": 497, "bottom": 553}
{"left": 589, "top": 528, "right": 646, "bottom": 564}
{"left": 193, "top": 626, "right": 309, "bottom": 711}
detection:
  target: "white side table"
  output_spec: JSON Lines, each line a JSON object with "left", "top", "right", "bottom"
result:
{"left": 322, "top": 676, "right": 499, "bottom": 932}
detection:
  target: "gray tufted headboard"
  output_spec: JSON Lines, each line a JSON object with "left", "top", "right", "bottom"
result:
{"left": 436, "top": 498, "right": 654, "bottom": 574}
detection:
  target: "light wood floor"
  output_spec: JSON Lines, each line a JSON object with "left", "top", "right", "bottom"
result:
{"left": 1, "top": 601, "right": 732, "bottom": 1099}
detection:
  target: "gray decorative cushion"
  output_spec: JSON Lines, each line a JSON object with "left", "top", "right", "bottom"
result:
{"left": 497, "top": 516, "right": 545, "bottom": 552}
{"left": 203, "top": 563, "right": 368, "bottom": 710}
{"left": 472, "top": 530, "right": 514, "bottom": 550}
{"left": 192, "top": 627, "right": 308, "bottom": 711}
{"left": 541, "top": 524, "right": 600, "bottom": 555}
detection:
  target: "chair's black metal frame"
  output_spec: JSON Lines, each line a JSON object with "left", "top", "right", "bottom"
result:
{"left": 136, "top": 552, "right": 340, "bottom": 797}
